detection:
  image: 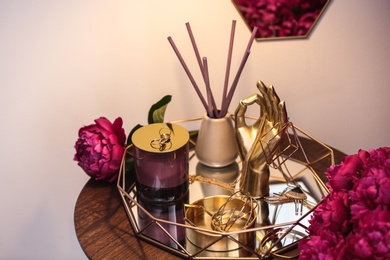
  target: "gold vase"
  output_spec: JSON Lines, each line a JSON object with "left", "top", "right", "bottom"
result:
{"left": 195, "top": 113, "right": 238, "bottom": 167}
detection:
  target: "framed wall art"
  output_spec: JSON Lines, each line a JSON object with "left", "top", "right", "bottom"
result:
{"left": 232, "top": 0, "right": 331, "bottom": 40}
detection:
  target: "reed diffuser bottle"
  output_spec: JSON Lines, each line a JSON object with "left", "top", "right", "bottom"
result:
{"left": 168, "top": 21, "right": 258, "bottom": 168}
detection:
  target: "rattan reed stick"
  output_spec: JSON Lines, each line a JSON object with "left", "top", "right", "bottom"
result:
{"left": 167, "top": 36, "right": 209, "bottom": 112}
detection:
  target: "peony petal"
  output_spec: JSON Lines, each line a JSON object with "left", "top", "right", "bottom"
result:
{"left": 112, "top": 117, "right": 123, "bottom": 132}
{"left": 112, "top": 117, "right": 126, "bottom": 145}
{"left": 95, "top": 117, "right": 114, "bottom": 132}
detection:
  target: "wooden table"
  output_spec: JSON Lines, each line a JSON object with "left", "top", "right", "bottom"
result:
{"left": 74, "top": 136, "right": 346, "bottom": 259}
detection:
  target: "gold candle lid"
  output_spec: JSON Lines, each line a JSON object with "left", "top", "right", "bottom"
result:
{"left": 132, "top": 123, "right": 189, "bottom": 153}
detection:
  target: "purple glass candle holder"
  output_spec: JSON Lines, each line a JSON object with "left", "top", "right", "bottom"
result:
{"left": 137, "top": 194, "right": 188, "bottom": 248}
{"left": 131, "top": 123, "right": 190, "bottom": 247}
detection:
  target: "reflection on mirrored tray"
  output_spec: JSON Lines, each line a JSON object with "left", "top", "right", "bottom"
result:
{"left": 123, "top": 151, "right": 329, "bottom": 258}
{"left": 194, "top": 161, "right": 239, "bottom": 197}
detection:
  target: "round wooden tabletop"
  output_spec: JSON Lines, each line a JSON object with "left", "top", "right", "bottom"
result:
{"left": 74, "top": 136, "right": 346, "bottom": 259}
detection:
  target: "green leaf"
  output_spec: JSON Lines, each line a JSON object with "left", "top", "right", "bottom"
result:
{"left": 148, "top": 95, "right": 172, "bottom": 124}
{"left": 165, "top": 122, "right": 175, "bottom": 135}
{"left": 126, "top": 124, "right": 143, "bottom": 146}
{"left": 189, "top": 130, "right": 198, "bottom": 137}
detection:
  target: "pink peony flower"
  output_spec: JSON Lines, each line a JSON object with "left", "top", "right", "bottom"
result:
{"left": 344, "top": 208, "right": 390, "bottom": 259}
{"left": 298, "top": 229, "right": 346, "bottom": 260}
{"left": 327, "top": 154, "right": 363, "bottom": 191}
{"left": 74, "top": 117, "right": 126, "bottom": 182}
{"left": 299, "top": 147, "right": 390, "bottom": 259}
{"left": 308, "top": 190, "right": 351, "bottom": 235}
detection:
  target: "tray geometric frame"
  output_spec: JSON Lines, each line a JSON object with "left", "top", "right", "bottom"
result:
{"left": 117, "top": 117, "right": 334, "bottom": 259}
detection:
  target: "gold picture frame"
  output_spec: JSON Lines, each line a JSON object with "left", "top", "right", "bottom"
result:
{"left": 232, "top": 0, "right": 331, "bottom": 41}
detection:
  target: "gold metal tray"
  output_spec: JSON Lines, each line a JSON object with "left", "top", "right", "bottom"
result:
{"left": 117, "top": 118, "right": 334, "bottom": 259}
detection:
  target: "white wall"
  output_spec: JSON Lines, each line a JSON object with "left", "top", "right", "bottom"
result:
{"left": 1, "top": 0, "right": 389, "bottom": 259}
